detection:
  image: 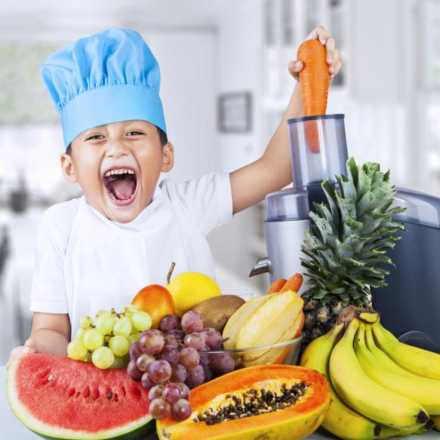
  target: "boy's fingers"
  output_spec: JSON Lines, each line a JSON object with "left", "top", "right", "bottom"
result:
{"left": 288, "top": 60, "right": 303, "bottom": 79}
{"left": 24, "top": 338, "right": 36, "bottom": 349}
{"left": 6, "top": 346, "right": 29, "bottom": 369}
{"left": 307, "top": 25, "right": 331, "bottom": 44}
{"left": 288, "top": 60, "right": 303, "bottom": 72}
{"left": 326, "top": 37, "right": 336, "bottom": 51}
{"left": 326, "top": 38, "right": 335, "bottom": 64}
{"left": 332, "top": 55, "right": 343, "bottom": 76}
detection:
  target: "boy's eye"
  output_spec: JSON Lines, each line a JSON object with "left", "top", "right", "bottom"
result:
{"left": 85, "top": 134, "right": 105, "bottom": 141}
{"left": 127, "top": 131, "right": 144, "bottom": 136}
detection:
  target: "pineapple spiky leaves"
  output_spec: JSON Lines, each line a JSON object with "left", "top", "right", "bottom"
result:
{"left": 301, "top": 158, "right": 405, "bottom": 343}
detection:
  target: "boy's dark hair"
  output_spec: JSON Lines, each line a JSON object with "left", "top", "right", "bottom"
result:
{"left": 65, "top": 126, "right": 168, "bottom": 155}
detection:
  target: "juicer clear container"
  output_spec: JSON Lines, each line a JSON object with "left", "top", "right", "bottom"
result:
{"left": 289, "top": 114, "right": 348, "bottom": 196}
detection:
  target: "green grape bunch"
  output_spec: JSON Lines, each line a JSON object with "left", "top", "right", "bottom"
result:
{"left": 67, "top": 305, "right": 152, "bottom": 369}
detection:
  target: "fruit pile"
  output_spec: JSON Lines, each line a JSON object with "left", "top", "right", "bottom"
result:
{"left": 126, "top": 310, "right": 236, "bottom": 421}
{"left": 301, "top": 309, "right": 440, "bottom": 439}
{"left": 62, "top": 266, "right": 306, "bottom": 426}
{"left": 67, "top": 305, "right": 152, "bottom": 369}
{"left": 9, "top": 261, "right": 309, "bottom": 438}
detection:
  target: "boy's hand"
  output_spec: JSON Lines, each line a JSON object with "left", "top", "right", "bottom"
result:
{"left": 6, "top": 339, "right": 37, "bottom": 369}
{"left": 288, "top": 25, "right": 342, "bottom": 80}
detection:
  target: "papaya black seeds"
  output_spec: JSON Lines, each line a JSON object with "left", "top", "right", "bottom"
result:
{"left": 194, "top": 382, "right": 308, "bottom": 425}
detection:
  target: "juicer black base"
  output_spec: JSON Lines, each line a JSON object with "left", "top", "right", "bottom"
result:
{"left": 373, "top": 222, "right": 440, "bottom": 353}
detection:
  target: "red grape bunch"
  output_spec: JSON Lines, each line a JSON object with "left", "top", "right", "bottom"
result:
{"left": 127, "top": 310, "right": 235, "bottom": 421}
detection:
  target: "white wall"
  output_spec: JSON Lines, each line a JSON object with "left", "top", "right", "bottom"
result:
{"left": 144, "top": 30, "right": 220, "bottom": 183}
{"left": 207, "top": 0, "right": 269, "bottom": 294}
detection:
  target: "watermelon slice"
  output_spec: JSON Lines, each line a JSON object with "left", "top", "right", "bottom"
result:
{"left": 7, "top": 353, "right": 153, "bottom": 439}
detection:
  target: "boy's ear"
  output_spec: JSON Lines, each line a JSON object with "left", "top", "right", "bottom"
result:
{"left": 60, "top": 153, "right": 78, "bottom": 183}
{"left": 161, "top": 143, "right": 174, "bottom": 172}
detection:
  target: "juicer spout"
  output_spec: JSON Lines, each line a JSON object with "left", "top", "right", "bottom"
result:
{"left": 249, "top": 257, "right": 272, "bottom": 277}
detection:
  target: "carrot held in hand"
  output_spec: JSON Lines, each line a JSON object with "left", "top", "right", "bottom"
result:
{"left": 297, "top": 39, "right": 330, "bottom": 153}
{"left": 298, "top": 39, "right": 330, "bottom": 116}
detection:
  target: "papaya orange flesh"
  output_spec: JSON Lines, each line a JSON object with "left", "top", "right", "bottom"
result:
{"left": 157, "top": 364, "right": 330, "bottom": 440}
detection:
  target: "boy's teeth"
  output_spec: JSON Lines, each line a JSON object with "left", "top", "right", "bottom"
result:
{"left": 104, "top": 168, "right": 135, "bottom": 177}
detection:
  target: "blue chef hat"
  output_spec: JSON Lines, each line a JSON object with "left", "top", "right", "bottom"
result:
{"left": 41, "top": 28, "right": 167, "bottom": 149}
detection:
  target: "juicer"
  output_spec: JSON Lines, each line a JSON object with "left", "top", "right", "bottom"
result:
{"left": 250, "top": 114, "right": 348, "bottom": 282}
{"left": 250, "top": 114, "right": 440, "bottom": 352}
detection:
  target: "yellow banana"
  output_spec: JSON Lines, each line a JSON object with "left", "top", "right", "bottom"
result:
{"left": 329, "top": 319, "right": 428, "bottom": 429}
{"left": 355, "top": 324, "right": 440, "bottom": 415}
{"left": 373, "top": 320, "right": 440, "bottom": 380}
{"left": 301, "top": 323, "right": 380, "bottom": 440}
{"left": 364, "top": 326, "right": 414, "bottom": 378}
{"left": 359, "top": 312, "right": 379, "bottom": 324}
{"left": 378, "top": 424, "right": 427, "bottom": 439}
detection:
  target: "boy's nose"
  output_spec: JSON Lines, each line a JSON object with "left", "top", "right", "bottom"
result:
{"left": 105, "top": 141, "right": 129, "bottom": 159}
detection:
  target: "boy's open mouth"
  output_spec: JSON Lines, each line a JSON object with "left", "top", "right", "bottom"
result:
{"left": 103, "top": 168, "right": 138, "bottom": 206}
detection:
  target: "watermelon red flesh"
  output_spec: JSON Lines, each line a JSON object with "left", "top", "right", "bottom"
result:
{"left": 8, "top": 353, "right": 152, "bottom": 439}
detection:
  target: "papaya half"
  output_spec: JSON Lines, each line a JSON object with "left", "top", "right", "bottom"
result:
{"left": 157, "top": 364, "right": 330, "bottom": 440}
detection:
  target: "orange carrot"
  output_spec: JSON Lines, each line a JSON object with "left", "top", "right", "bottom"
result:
{"left": 267, "top": 278, "right": 287, "bottom": 294}
{"left": 298, "top": 39, "right": 330, "bottom": 116}
{"left": 279, "top": 273, "right": 303, "bottom": 293}
{"left": 297, "top": 39, "right": 330, "bottom": 153}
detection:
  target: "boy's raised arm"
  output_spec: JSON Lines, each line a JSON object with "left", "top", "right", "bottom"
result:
{"left": 230, "top": 26, "right": 342, "bottom": 214}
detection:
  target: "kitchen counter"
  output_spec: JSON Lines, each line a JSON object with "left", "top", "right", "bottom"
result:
{"left": 1, "top": 367, "right": 438, "bottom": 439}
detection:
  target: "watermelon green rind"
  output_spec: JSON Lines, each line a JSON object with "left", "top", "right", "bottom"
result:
{"left": 7, "top": 355, "right": 154, "bottom": 439}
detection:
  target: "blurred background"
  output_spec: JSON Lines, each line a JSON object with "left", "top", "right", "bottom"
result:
{"left": 0, "top": 0, "right": 439, "bottom": 363}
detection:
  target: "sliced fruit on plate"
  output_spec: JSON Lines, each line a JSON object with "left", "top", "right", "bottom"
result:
{"left": 222, "top": 295, "right": 273, "bottom": 350}
{"left": 234, "top": 291, "right": 303, "bottom": 353}
{"left": 240, "top": 312, "right": 305, "bottom": 367}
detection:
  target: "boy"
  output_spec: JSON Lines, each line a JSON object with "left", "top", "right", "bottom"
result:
{"left": 8, "top": 26, "right": 341, "bottom": 365}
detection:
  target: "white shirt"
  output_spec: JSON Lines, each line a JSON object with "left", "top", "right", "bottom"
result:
{"left": 30, "top": 172, "right": 233, "bottom": 334}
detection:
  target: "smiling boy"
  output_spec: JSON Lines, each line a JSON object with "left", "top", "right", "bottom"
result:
{"left": 8, "top": 26, "right": 341, "bottom": 364}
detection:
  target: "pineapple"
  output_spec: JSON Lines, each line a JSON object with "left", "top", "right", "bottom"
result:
{"left": 300, "top": 158, "right": 405, "bottom": 345}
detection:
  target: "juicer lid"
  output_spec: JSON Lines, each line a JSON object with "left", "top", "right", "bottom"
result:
{"left": 287, "top": 113, "right": 345, "bottom": 124}
{"left": 265, "top": 188, "right": 310, "bottom": 222}
{"left": 394, "top": 188, "right": 440, "bottom": 229}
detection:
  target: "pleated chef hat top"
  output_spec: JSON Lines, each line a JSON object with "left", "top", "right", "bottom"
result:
{"left": 41, "top": 28, "right": 167, "bottom": 149}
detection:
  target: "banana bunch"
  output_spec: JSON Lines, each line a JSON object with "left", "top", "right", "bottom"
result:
{"left": 301, "top": 312, "right": 440, "bottom": 439}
